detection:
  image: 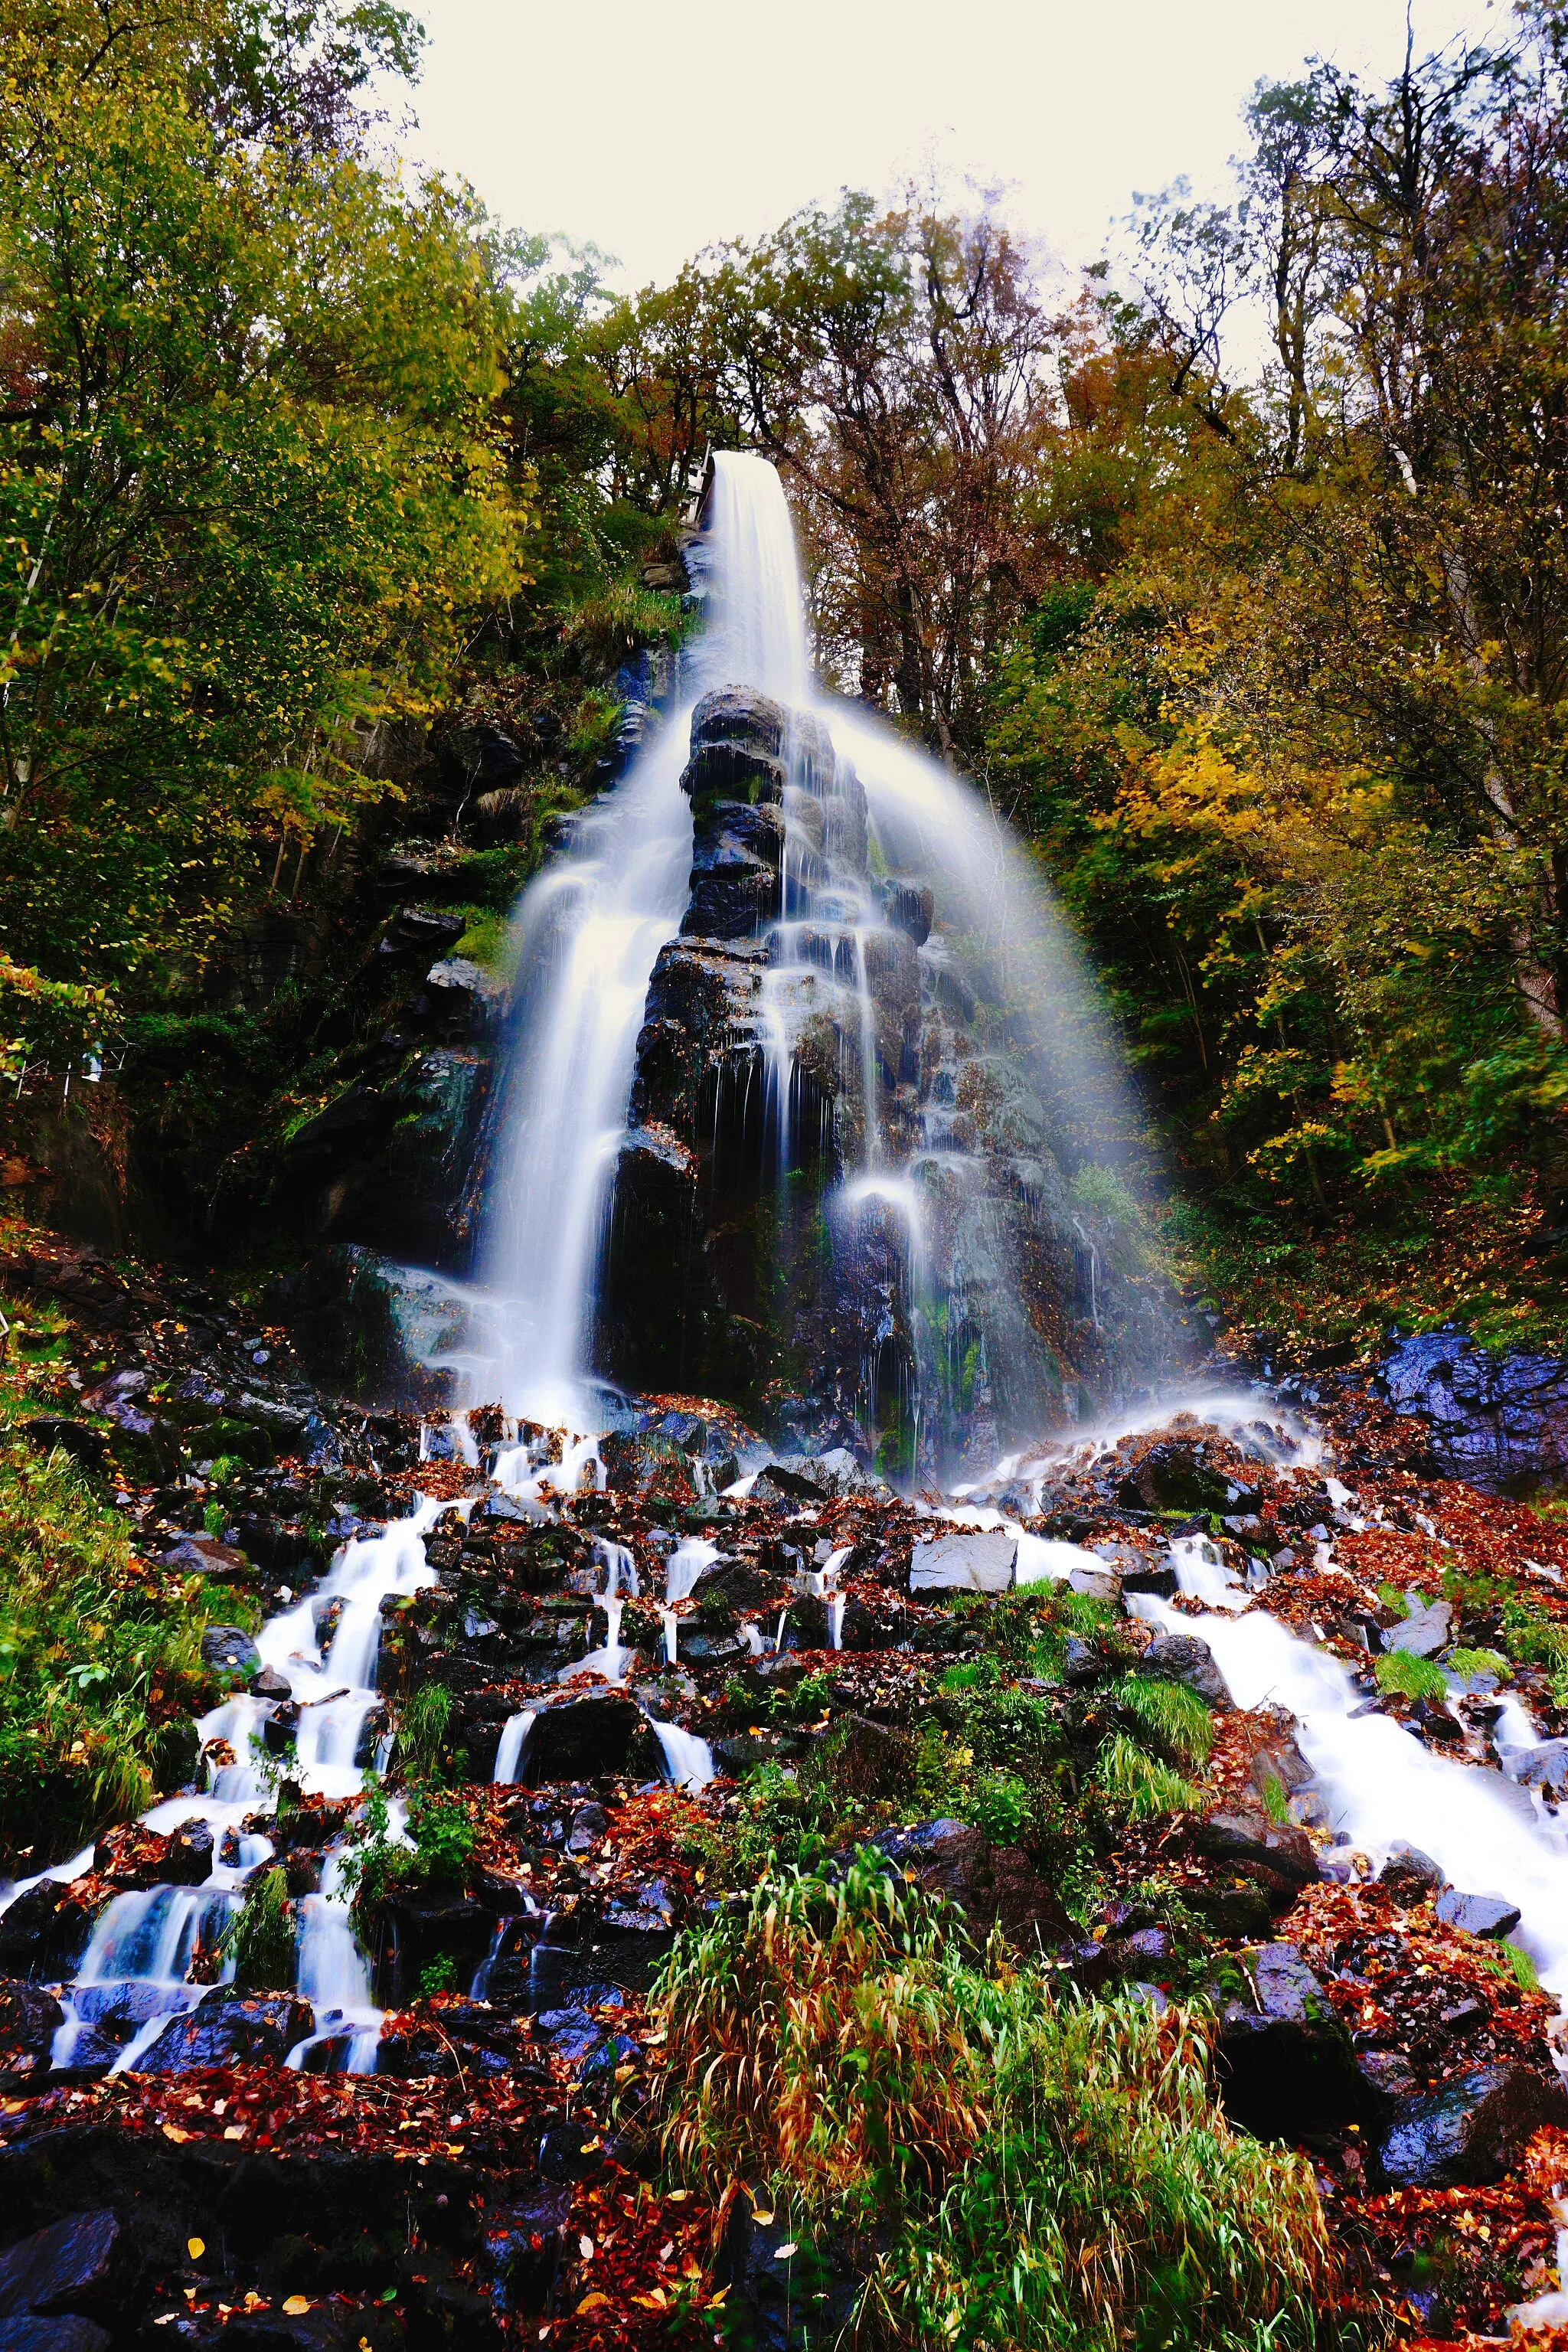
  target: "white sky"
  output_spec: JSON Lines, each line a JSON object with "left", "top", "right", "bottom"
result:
{"left": 394, "top": 0, "right": 1505, "bottom": 289}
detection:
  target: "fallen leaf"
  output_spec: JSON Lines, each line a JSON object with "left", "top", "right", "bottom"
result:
{"left": 750, "top": 2210, "right": 775, "bottom": 2226}
{"left": 223, "top": 2125, "right": 245, "bottom": 2141}
{"left": 187, "top": 2239, "right": 205, "bottom": 2262}
{"left": 774, "top": 2243, "right": 798, "bottom": 2261}
{"left": 578, "top": 2234, "right": 594, "bottom": 2260}
{"left": 282, "top": 2298, "right": 312, "bottom": 2316}
{"left": 574, "top": 2292, "right": 609, "bottom": 2314}
{"left": 161, "top": 2125, "right": 191, "bottom": 2145}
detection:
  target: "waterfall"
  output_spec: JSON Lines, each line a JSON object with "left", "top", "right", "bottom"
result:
{"left": 469, "top": 446, "right": 1163, "bottom": 1472}
{"left": 475, "top": 450, "right": 809, "bottom": 1423}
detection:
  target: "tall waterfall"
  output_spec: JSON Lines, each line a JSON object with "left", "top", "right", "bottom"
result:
{"left": 475, "top": 452, "right": 1160, "bottom": 1461}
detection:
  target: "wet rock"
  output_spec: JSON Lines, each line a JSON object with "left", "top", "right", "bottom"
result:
{"left": 1377, "top": 1844, "right": 1446, "bottom": 1906}
{"left": 524, "top": 1694, "right": 642, "bottom": 1782}
{"left": 1249, "top": 1733, "right": 1313, "bottom": 1811}
{"left": 565, "top": 1803, "right": 606, "bottom": 1856}
{"left": 376, "top": 906, "right": 466, "bottom": 964}
{"left": 0, "top": 2210, "right": 131, "bottom": 2324}
{"left": 253, "top": 1666, "right": 292, "bottom": 1700}
{"left": 80, "top": 1369, "right": 156, "bottom": 1437}
{"left": 908, "top": 1530, "right": 1018, "bottom": 1594}
{"left": 1504, "top": 1738, "right": 1568, "bottom": 1793}
{"left": 1060, "top": 1636, "right": 1106, "bottom": 1687}
{"left": 164, "top": 1819, "right": 215, "bottom": 1886}
{"left": 1434, "top": 1890, "right": 1522, "bottom": 1938}
{"left": 281, "top": 1246, "right": 466, "bottom": 1410}
{"left": 1356, "top": 2049, "right": 1420, "bottom": 2106}
{"left": 136, "top": 1992, "right": 314, "bottom": 2073}
{"left": 1375, "top": 1326, "right": 1568, "bottom": 1487}
{"left": 683, "top": 688, "right": 786, "bottom": 805}
{"left": 1383, "top": 1599, "right": 1452, "bottom": 1660}
{"left": 1217, "top": 1942, "right": 1363, "bottom": 2136}
{"left": 1194, "top": 1810, "right": 1321, "bottom": 1887}
{"left": 1137, "top": 1634, "right": 1231, "bottom": 1707}
{"left": 0, "top": 1883, "right": 93, "bottom": 1979}
{"left": 19, "top": 1422, "right": 109, "bottom": 1472}
{"left": 483, "top": 2184, "right": 571, "bottom": 2318}
{"left": 871, "top": 1819, "right": 1070, "bottom": 1950}
{"left": 201, "top": 1625, "right": 260, "bottom": 1675}
{"left": 0, "top": 1981, "right": 64, "bottom": 2084}
{"left": 883, "top": 879, "right": 933, "bottom": 946}
{"left": 1377, "top": 2063, "right": 1568, "bottom": 2186}
{"left": 0, "top": 2318, "right": 112, "bottom": 2352}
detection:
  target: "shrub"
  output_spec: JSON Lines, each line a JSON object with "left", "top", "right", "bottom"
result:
{"left": 229, "top": 1865, "right": 296, "bottom": 1991}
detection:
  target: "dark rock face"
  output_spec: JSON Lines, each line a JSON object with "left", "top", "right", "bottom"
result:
{"left": 1217, "top": 1944, "right": 1364, "bottom": 2136}
{"left": 524, "top": 1696, "right": 642, "bottom": 1783}
{"left": 595, "top": 688, "right": 1181, "bottom": 1468}
{"left": 282, "top": 1246, "right": 469, "bottom": 1409}
{"left": 0, "top": 2317, "right": 112, "bottom": 2352}
{"left": 0, "top": 1982, "right": 64, "bottom": 2084}
{"left": 201, "top": 1626, "right": 259, "bottom": 1675}
{"left": 0, "top": 2210, "right": 130, "bottom": 2324}
{"left": 1376, "top": 1326, "right": 1568, "bottom": 1488}
{"left": 1377, "top": 2063, "right": 1568, "bottom": 2186}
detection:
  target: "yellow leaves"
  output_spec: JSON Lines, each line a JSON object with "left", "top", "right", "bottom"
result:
{"left": 186, "top": 2239, "right": 204, "bottom": 2261}
{"left": 281, "top": 2298, "right": 312, "bottom": 2316}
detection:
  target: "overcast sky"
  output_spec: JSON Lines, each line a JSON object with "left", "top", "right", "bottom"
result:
{"left": 393, "top": 0, "right": 1506, "bottom": 289}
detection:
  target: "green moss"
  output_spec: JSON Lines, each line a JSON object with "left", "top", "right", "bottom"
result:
{"left": 1373, "top": 1650, "right": 1448, "bottom": 1702}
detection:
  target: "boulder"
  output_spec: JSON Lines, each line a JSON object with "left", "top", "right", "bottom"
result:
{"left": 1137, "top": 1634, "right": 1232, "bottom": 1707}
{"left": 162, "top": 1535, "right": 253, "bottom": 1583}
{"left": 908, "top": 1530, "right": 1018, "bottom": 1595}
{"left": 0, "top": 1883, "right": 94, "bottom": 1980}
{"left": 18, "top": 1423, "right": 109, "bottom": 1472}
{"left": 0, "top": 2320, "right": 112, "bottom": 2352}
{"left": 524, "top": 1694, "right": 642, "bottom": 1782}
{"left": 136, "top": 1993, "right": 314, "bottom": 2073}
{"left": 1377, "top": 2063, "right": 1568, "bottom": 2187}
{"left": 165, "top": 1818, "right": 216, "bottom": 1886}
{"left": 871, "top": 1819, "right": 1070, "bottom": 1950}
{"left": 201, "top": 1626, "right": 260, "bottom": 1675}
{"left": 0, "top": 1981, "right": 63, "bottom": 2082}
{"left": 1383, "top": 1599, "right": 1452, "bottom": 1660}
{"left": 1194, "top": 1810, "right": 1321, "bottom": 1887}
{"left": 1217, "top": 1942, "right": 1363, "bottom": 2136}
{"left": 1434, "top": 1890, "right": 1522, "bottom": 1939}
{"left": 1377, "top": 1844, "right": 1446, "bottom": 1906}
{"left": 0, "top": 2210, "right": 130, "bottom": 2323}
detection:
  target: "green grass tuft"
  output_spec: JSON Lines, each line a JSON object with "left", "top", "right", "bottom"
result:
{"left": 1374, "top": 1650, "right": 1447, "bottom": 1702}
{"left": 1114, "top": 1674, "right": 1214, "bottom": 1769}
{"left": 1093, "top": 1733, "right": 1204, "bottom": 1821}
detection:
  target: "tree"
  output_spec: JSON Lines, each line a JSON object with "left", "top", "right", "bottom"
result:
{"left": 0, "top": 0, "right": 525, "bottom": 1031}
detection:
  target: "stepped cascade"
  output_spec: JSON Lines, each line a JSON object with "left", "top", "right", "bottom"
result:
{"left": 476, "top": 452, "right": 1176, "bottom": 1479}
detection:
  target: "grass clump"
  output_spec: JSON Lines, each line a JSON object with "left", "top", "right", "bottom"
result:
{"left": 395, "top": 1682, "right": 452, "bottom": 1781}
{"left": 341, "top": 1776, "right": 478, "bottom": 1925}
{"left": 648, "top": 1851, "right": 987, "bottom": 2208}
{"left": 1114, "top": 1674, "right": 1214, "bottom": 1771}
{"left": 647, "top": 1857, "right": 1339, "bottom": 2350}
{"left": 1446, "top": 1646, "right": 1510, "bottom": 1683}
{"left": 890, "top": 1985, "right": 1338, "bottom": 2350}
{"left": 1374, "top": 1650, "right": 1448, "bottom": 1702}
{"left": 0, "top": 1432, "right": 216, "bottom": 1864}
{"left": 1093, "top": 1733, "right": 1204, "bottom": 1821}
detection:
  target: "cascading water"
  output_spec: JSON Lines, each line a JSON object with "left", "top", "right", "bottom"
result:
{"left": 474, "top": 448, "right": 1169, "bottom": 1473}
{"left": 473, "top": 453, "right": 812, "bottom": 1426}
{"left": 38, "top": 1498, "right": 449, "bottom": 2077}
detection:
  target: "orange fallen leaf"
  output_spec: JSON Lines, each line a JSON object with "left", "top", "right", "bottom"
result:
{"left": 574, "top": 2292, "right": 610, "bottom": 2314}
{"left": 282, "top": 2298, "right": 312, "bottom": 2316}
{"left": 161, "top": 2125, "right": 191, "bottom": 2144}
